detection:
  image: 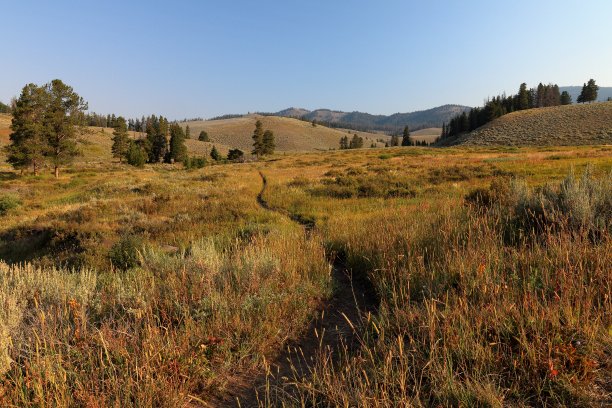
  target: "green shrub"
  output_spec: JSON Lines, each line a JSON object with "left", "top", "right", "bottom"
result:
{"left": 109, "top": 235, "right": 144, "bottom": 270}
{"left": 126, "top": 144, "right": 147, "bottom": 167}
{"left": 0, "top": 195, "right": 21, "bottom": 216}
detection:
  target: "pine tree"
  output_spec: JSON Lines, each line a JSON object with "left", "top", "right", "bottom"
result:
{"left": 210, "top": 145, "right": 221, "bottom": 161}
{"left": 560, "top": 91, "right": 572, "bottom": 105}
{"left": 349, "top": 134, "right": 363, "bottom": 149}
{"left": 390, "top": 135, "right": 399, "bottom": 146}
{"left": 111, "top": 116, "right": 130, "bottom": 163}
{"left": 126, "top": 142, "right": 146, "bottom": 167}
{"left": 401, "top": 125, "right": 411, "bottom": 146}
{"left": 517, "top": 82, "right": 530, "bottom": 110}
{"left": 584, "top": 79, "right": 599, "bottom": 103}
{"left": 146, "top": 115, "right": 168, "bottom": 163}
{"left": 339, "top": 135, "right": 349, "bottom": 149}
{"left": 198, "top": 130, "right": 209, "bottom": 142}
{"left": 168, "top": 123, "right": 187, "bottom": 162}
{"left": 262, "top": 129, "right": 275, "bottom": 155}
{"left": 5, "top": 84, "right": 48, "bottom": 174}
{"left": 227, "top": 148, "right": 244, "bottom": 162}
{"left": 185, "top": 125, "right": 191, "bottom": 139}
{"left": 251, "top": 120, "right": 264, "bottom": 157}
{"left": 43, "top": 79, "right": 88, "bottom": 178}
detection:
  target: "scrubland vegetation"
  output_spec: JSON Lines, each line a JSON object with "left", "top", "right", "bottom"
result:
{"left": 1, "top": 84, "right": 611, "bottom": 406}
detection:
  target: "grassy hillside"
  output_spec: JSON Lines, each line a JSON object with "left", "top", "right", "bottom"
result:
{"left": 456, "top": 102, "right": 612, "bottom": 146}
{"left": 181, "top": 114, "right": 386, "bottom": 151}
{"left": 410, "top": 127, "right": 441, "bottom": 143}
{"left": 0, "top": 117, "right": 230, "bottom": 164}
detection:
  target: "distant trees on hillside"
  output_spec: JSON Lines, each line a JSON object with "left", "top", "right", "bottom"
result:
{"left": 401, "top": 126, "right": 411, "bottom": 146}
{"left": 0, "top": 101, "right": 11, "bottom": 113}
{"left": 440, "top": 79, "right": 598, "bottom": 141}
{"left": 339, "top": 134, "right": 364, "bottom": 149}
{"left": 577, "top": 79, "right": 599, "bottom": 103}
{"left": 6, "top": 80, "right": 87, "bottom": 177}
{"left": 251, "top": 120, "right": 276, "bottom": 158}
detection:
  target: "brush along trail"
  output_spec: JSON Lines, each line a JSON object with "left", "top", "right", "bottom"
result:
{"left": 205, "top": 171, "right": 378, "bottom": 407}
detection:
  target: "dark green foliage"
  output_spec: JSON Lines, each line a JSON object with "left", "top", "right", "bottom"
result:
{"left": 198, "top": 130, "right": 209, "bottom": 142}
{"left": 185, "top": 125, "right": 191, "bottom": 139}
{"left": 5, "top": 84, "right": 48, "bottom": 174}
{"left": 262, "top": 130, "right": 275, "bottom": 155}
{"left": 577, "top": 79, "right": 599, "bottom": 103}
{"left": 401, "top": 126, "right": 412, "bottom": 146}
{"left": 145, "top": 115, "right": 169, "bottom": 163}
{"left": 252, "top": 120, "right": 264, "bottom": 156}
{"left": 0, "top": 194, "right": 21, "bottom": 216}
{"left": 390, "top": 135, "right": 400, "bottom": 146}
{"left": 210, "top": 145, "right": 221, "bottom": 161}
{"left": 227, "top": 148, "right": 244, "bottom": 162}
{"left": 44, "top": 79, "right": 88, "bottom": 178}
{"left": 339, "top": 135, "right": 349, "bottom": 149}
{"left": 168, "top": 123, "right": 187, "bottom": 163}
{"left": 311, "top": 119, "right": 317, "bottom": 127}
{"left": 184, "top": 156, "right": 206, "bottom": 169}
{"left": 6, "top": 80, "right": 87, "bottom": 177}
{"left": 126, "top": 142, "right": 147, "bottom": 167}
{"left": 111, "top": 116, "right": 130, "bottom": 162}
{"left": 560, "top": 91, "right": 572, "bottom": 105}
{"left": 349, "top": 134, "right": 364, "bottom": 149}
{"left": 108, "top": 234, "right": 143, "bottom": 270}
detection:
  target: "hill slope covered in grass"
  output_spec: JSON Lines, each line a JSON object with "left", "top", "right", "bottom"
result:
{"left": 181, "top": 114, "right": 386, "bottom": 151}
{"left": 453, "top": 102, "right": 612, "bottom": 146}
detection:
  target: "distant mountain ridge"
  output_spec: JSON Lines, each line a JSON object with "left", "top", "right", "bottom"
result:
{"left": 274, "top": 104, "right": 471, "bottom": 132}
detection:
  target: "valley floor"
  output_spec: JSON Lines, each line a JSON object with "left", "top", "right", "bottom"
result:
{"left": 0, "top": 145, "right": 610, "bottom": 406}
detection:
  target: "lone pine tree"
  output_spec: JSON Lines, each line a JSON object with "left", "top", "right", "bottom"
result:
{"left": 252, "top": 120, "right": 264, "bottom": 157}
{"left": 111, "top": 116, "right": 130, "bottom": 163}
{"left": 262, "top": 129, "right": 275, "bottom": 155}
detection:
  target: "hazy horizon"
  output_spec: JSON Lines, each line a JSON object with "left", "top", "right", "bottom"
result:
{"left": 2, "top": 0, "right": 611, "bottom": 119}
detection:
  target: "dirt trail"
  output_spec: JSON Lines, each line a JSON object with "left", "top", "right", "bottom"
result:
{"left": 207, "top": 171, "right": 377, "bottom": 407}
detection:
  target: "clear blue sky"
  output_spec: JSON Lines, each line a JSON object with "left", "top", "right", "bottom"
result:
{"left": 2, "top": 0, "right": 611, "bottom": 119}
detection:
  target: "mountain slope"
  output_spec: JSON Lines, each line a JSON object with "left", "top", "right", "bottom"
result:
{"left": 181, "top": 115, "right": 387, "bottom": 152}
{"left": 274, "top": 104, "right": 471, "bottom": 131}
{"left": 453, "top": 102, "right": 612, "bottom": 146}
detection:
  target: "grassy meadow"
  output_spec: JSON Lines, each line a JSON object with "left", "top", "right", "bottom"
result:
{"left": 0, "top": 139, "right": 611, "bottom": 406}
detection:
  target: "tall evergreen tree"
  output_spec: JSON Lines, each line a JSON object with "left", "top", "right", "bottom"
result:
{"left": 5, "top": 84, "right": 48, "bottom": 174}
{"left": 517, "top": 82, "right": 530, "bottom": 110}
{"left": 251, "top": 120, "right": 264, "bottom": 157}
{"left": 560, "top": 91, "right": 572, "bottom": 105}
{"left": 401, "top": 125, "right": 411, "bottom": 146}
{"left": 185, "top": 125, "right": 191, "bottom": 139}
{"left": 210, "top": 145, "right": 221, "bottom": 161}
{"left": 262, "top": 130, "right": 275, "bottom": 155}
{"left": 43, "top": 79, "right": 88, "bottom": 178}
{"left": 168, "top": 123, "right": 187, "bottom": 162}
{"left": 111, "top": 116, "right": 130, "bottom": 163}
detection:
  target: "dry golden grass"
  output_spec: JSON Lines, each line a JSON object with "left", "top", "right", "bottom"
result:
{"left": 459, "top": 102, "right": 612, "bottom": 146}
{"left": 410, "top": 127, "right": 441, "bottom": 143}
{"left": 181, "top": 114, "right": 386, "bottom": 151}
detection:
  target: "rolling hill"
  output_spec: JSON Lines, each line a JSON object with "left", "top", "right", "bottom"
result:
{"left": 452, "top": 102, "right": 612, "bottom": 146}
{"left": 274, "top": 104, "right": 471, "bottom": 132}
{"left": 180, "top": 114, "right": 388, "bottom": 152}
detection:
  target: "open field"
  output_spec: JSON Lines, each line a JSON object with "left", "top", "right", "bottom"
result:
{"left": 0, "top": 139, "right": 610, "bottom": 406}
{"left": 410, "top": 127, "right": 442, "bottom": 143}
{"left": 455, "top": 102, "right": 612, "bottom": 146}
{"left": 181, "top": 115, "right": 387, "bottom": 152}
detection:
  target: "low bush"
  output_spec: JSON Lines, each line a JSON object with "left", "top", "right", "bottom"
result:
{"left": 0, "top": 194, "right": 21, "bottom": 215}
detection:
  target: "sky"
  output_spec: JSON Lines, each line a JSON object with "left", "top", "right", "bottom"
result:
{"left": 2, "top": 0, "right": 611, "bottom": 119}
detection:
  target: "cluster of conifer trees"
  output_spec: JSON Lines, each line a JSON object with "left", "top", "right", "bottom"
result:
{"left": 251, "top": 120, "right": 275, "bottom": 157}
{"left": 339, "top": 133, "right": 364, "bottom": 149}
{"left": 111, "top": 115, "right": 190, "bottom": 166}
{"left": 5, "top": 80, "right": 88, "bottom": 177}
{"left": 441, "top": 79, "right": 599, "bottom": 140}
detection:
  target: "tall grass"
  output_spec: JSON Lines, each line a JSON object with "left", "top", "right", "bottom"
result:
{"left": 268, "top": 168, "right": 611, "bottom": 407}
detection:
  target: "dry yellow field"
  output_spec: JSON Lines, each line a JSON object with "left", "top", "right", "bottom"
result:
{"left": 410, "top": 127, "right": 442, "bottom": 143}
